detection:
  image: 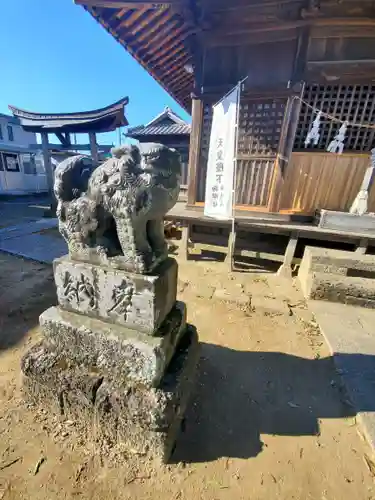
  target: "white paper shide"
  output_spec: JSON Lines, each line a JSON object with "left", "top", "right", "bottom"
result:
{"left": 204, "top": 86, "right": 239, "bottom": 220}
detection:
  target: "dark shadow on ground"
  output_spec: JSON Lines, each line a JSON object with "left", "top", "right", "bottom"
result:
{"left": 233, "top": 256, "right": 280, "bottom": 274}
{"left": 186, "top": 250, "right": 227, "bottom": 262}
{"left": 172, "top": 343, "right": 364, "bottom": 464}
{"left": 182, "top": 251, "right": 281, "bottom": 272}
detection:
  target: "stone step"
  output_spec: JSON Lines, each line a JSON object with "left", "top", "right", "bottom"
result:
{"left": 37, "top": 301, "right": 187, "bottom": 388}
{"left": 317, "top": 209, "right": 375, "bottom": 233}
{"left": 299, "top": 247, "right": 375, "bottom": 307}
{"left": 300, "top": 272, "right": 375, "bottom": 308}
{"left": 299, "top": 247, "right": 375, "bottom": 280}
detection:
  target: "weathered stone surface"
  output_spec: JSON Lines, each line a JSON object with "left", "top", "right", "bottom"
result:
{"left": 299, "top": 247, "right": 375, "bottom": 304}
{"left": 21, "top": 344, "right": 65, "bottom": 415}
{"left": 345, "top": 296, "right": 375, "bottom": 308}
{"left": 299, "top": 247, "right": 375, "bottom": 278}
{"left": 54, "top": 144, "right": 182, "bottom": 274}
{"left": 95, "top": 325, "right": 200, "bottom": 461}
{"left": 21, "top": 344, "right": 103, "bottom": 417}
{"left": 302, "top": 271, "right": 375, "bottom": 307}
{"left": 39, "top": 302, "right": 187, "bottom": 388}
{"left": 310, "top": 300, "right": 375, "bottom": 453}
{"left": 21, "top": 325, "right": 199, "bottom": 463}
{"left": 54, "top": 256, "right": 178, "bottom": 334}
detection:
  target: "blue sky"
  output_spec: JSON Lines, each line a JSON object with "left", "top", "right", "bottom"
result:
{"left": 0, "top": 0, "right": 190, "bottom": 145}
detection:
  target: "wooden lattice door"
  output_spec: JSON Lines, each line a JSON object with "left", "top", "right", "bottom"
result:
{"left": 196, "top": 95, "right": 290, "bottom": 208}
{"left": 236, "top": 97, "right": 287, "bottom": 207}
{"left": 294, "top": 84, "right": 375, "bottom": 152}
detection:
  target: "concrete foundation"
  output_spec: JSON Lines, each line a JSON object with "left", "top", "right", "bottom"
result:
{"left": 310, "top": 300, "right": 375, "bottom": 453}
{"left": 306, "top": 273, "right": 375, "bottom": 307}
{"left": 299, "top": 247, "right": 375, "bottom": 308}
{"left": 299, "top": 247, "right": 375, "bottom": 278}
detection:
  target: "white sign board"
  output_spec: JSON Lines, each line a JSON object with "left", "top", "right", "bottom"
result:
{"left": 204, "top": 85, "right": 239, "bottom": 220}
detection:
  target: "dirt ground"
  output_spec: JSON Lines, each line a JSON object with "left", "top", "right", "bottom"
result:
{"left": 1, "top": 246, "right": 375, "bottom": 500}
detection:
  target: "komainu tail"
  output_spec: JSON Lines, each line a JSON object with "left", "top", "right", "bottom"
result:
{"left": 54, "top": 155, "right": 96, "bottom": 203}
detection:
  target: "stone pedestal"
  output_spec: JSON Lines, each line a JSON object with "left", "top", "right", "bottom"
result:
{"left": 21, "top": 255, "right": 199, "bottom": 463}
{"left": 53, "top": 256, "right": 178, "bottom": 335}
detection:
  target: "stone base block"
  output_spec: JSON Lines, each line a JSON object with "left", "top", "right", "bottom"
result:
{"left": 54, "top": 255, "right": 178, "bottom": 335}
{"left": 21, "top": 325, "right": 199, "bottom": 463}
{"left": 299, "top": 247, "right": 375, "bottom": 304}
{"left": 22, "top": 360, "right": 102, "bottom": 418}
{"left": 301, "top": 271, "right": 375, "bottom": 308}
{"left": 299, "top": 247, "right": 375, "bottom": 280}
{"left": 94, "top": 326, "right": 199, "bottom": 460}
{"left": 38, "top": 302, "right": 187, "bottom": 388}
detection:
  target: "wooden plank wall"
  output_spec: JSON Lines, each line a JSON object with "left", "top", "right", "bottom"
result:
{"left": 204, "top": 40, "right": 296, "bottom": 89}
{"left": 279, "top": 152, "right": 372, "bottom": 214}
{"left": 197, "top": 157, "right": 275, "bottom": 207}
{"left": 236, "top": 158, "right": 274, "bottom": 206}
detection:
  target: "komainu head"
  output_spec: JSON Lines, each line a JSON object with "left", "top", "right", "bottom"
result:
{"left": 140, "top": 143, "right": 181, "bottom": 177}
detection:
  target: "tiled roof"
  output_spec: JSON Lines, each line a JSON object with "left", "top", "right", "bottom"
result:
{"left": 145, "top": 106, "right": 187, "bottom": 127}
{"left": 127, "top": 106, "right": 190, "bottom": 137}
{"left": 128, "top": 123, "right": 190, "bottom": 137}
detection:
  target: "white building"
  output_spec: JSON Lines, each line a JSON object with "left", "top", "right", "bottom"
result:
{"left": 0, "top": 113, "right": 47, "bottom": 195}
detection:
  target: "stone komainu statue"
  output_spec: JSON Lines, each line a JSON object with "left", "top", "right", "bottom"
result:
{"left": 54, "top": 143, "right": 181, "bottom": 273}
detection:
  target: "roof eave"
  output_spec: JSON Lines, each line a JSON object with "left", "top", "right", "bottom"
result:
{"left": 80, "top": 4, "right": 193, "bottom": 112}
{"left": 8, "top": 96, "right": 129, "bottom": 121}
{"left": 8, "top": 97, "right": 129, "bottom": 133}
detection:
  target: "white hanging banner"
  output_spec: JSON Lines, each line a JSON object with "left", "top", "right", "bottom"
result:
{"left": 204, "top": 85, "right": 239, "bottom": 220}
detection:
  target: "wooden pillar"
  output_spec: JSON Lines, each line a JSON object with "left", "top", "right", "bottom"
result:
{"left": 268, "top": 91, "right": 303, "bottom": 213}
{"left": 41, "top": 131, "right": 56, "bottom": 213}
{"left": 268, "top": 27, "right": 308, "bottom": 213}
{"left": 277, "top": 232, "right": 299, "bottom": 278}
{"left": 356, "top": 238, "right": 368, "bottom": 255}
{"left": 187, "top": 97, "right": 203, "bottom": 206}
{"left": 180, "top": 223, "right": 191, "bottom": 261}
{"left": 89, "top": 132, "right": 99, "bottom": 165}
{"left": 224, "top": 225, "right": 237, "bottom": 270}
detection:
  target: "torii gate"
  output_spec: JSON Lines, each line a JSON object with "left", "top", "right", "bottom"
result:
{"left": 9, "top": 96, "right": 129, "bottom": 212}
